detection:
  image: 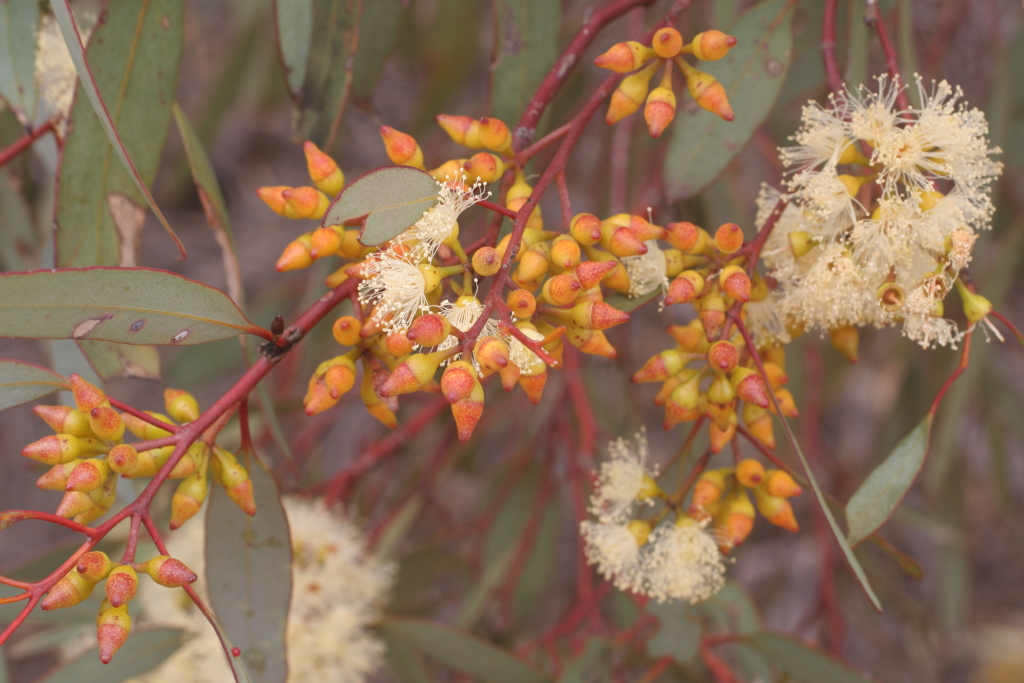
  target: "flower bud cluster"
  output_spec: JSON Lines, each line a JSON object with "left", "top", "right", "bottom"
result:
{"left": 41, "top": 549, "right": 196, "bottom": 663}
{"left": 595, "top": 27, "right": 737, "bottom": 136}
{"left": 761, "top": 75, "right": 1003, "bottom": 349}
{"left": 23, "top": 377, "right": 256, "bottom": 529}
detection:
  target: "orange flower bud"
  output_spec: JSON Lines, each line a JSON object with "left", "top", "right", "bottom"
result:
{"left": 256, "top": 185, "right": 301, "bottom": 218}
{"left": 764, "top": 469, "right": 802, "bottom": 498}
{"left": 472, "top": 246, "right": 501, "bottom": 276}
{"left": 304, "top": 356, "right": 357, "bottom": 415}
{"left": 282, "top": 186, "right": 330, "bottom": 220}
{"left": 632, "top": 349, "right": 687, "bottom": 383}
{"left": 677, "top": 57, "right": 734, "bottom": 121}
{"left": 105, "top": 565, "right": 138, "bottom": 608}
{"left": 436, "top": 114, "right": 479, "bottom": 147}
{"left": 275, "top": 236, "right": 313, "bottom": 272}
{"left": 474, "top": 337, "right": 512, "bottom": 375}
{"left": 517, "top": 370, "right": 547, "bottom": 404}
{"left": 569, "top": 213, "right": 602, "bottom": 245}
{"left": 573, "top": 260, "right": 618, "bottom": 289}
{"left": 332, "top": 316, "right": 362, "bottom": 346}
{"left": 77, "top": 550, "right": 115, "bottom": 582}
{"left": 707, "top": 372, "right": 736, "bottom": 405}
{"left": 719, "top": 264, "right": 751, "bottom": 302}
{"left": 210, "top": 447, "right": 256, "bottom": 516}
{"left": 163, "top": 389, "right": 199, "bottom": 424}
{"left": 665, "top": 270, "right": 704, "bottom": 306}
{"left": 664, "top": 373, "right": 701, "bottom": 428}
{"left": 549, "top": 235, "right": 582, "bottom": 270}
{"left": 360, "top": 364, "right": 398, "bottom": 429}
{"left": 385, "top": 330, "right": 416, "bottom": 357}
{"left": 441, "top": 361, "right": 478, "bottom": 403}
{"left": 707, "top": 340, "right": 738, "bottom": 372}
{"left": 168, "top": 446, "right": 199, "bottom": 480}
{"left": 573, "top": 301, "right": 629, "bottom": 330}
{"left": 380, "top": 350, "right": 451, "bottom": 397}
{"left": 716, "top": 485, "right": 754, "bottom": 550}
{"left": 689, "top": 468, "right": 729, "bottom": 514}
{"left": 645, "top": 83, "right": 676, "bottom": 138}
{"left": 517, "top": 244, "right": 551, "bottom": 282}
{"left": 303, "top": 141, "right": 345, "bottom": 195}
{"left": 689, "top": 30, "right": 737, "bottom": 61}
{"left": 606, "top": 59, "right": 660, "bottom": 124}
{"left": 406, "top": 314, "right": 452, "bottom": 348}
{"left": 56, "top": 489, "right": 94, "bottom": 518}
{"left": 121, "top": 411, "right": 173, "bottom": 440}
{"left": 65, "top": 458, "right": 111, "bottom": 493}
{"left": 37, "top": 460, "right": 83, "bottom": 490}
{"left": 656, "top": 375, "right": 679, "bottom": 403}
{"left": 652, "top": 27, "right": 684, "bottom": 58}
{"left": 667, "top": 319, "right": 708, "bottom": 352}
{"left": 743, "top": 404, "right": 775, "bottom": 450}
{"left": 451, "top": 388, "right": 484, "bottom": 443}
{"left": 477, "top": 117, "right": 512, "bottom": 153}
{"left": 107, "top": 444, "right": 140, "bottom": 475}
{"left": 599, "top": 220, "right": 648, "bottom": 258}
{"left": 70, "top": 374, "right": 107, "bottom": 413}
{"left": 541, "top": 273, "right": 582, "bottom": 306}
{"left": 735, "top": 458, "right": 765, "bottom": 487}
{"left": 594, "top": 40, "right": 654, "bottom": 73}
{"left": 762, "top": 361, "right": 788, "bottom": 388}
{"left": 380, "top": 125, "right": 425, "bottom": 169}
{"left": 33, "top": 405, "right": 96, "bottom": 439}
{"left": 707, "top": 397, "right": 737, "bottom": 433}
{"left": 429, "top": 158, "right": 467, "bottom": 184}
{"left": 506, "top": 289, "right": 537, "bottom": 318}
{"left": 697, "top": 292, "right": 726, "bottom": 341}
{"left": 87, "top": 405, "right": 124, "bottom": 441}
{"left": 41, "top": 570, "right": 96, "bottom": 610}
{"left": 96, "top": 599, "right": 131, "bottom": 664}
{"left": 136, "top": 555, "right": 198, "bottom": 588}
{"left": 713, "top": 223, "right": 744, "bottom": 254}
{"left": 731, "top": 367, "right": 770, "bottom": 409}
{"left": 463, "top": 152, "right": 507, "bottom": 183}
{"left": 829, "top": 325, "right": 859, "bottom": 363}
{"left": 767, "top": 387, "right": 799, "bottom": 418}
{"left": 752, "top": 485, "right": 798, "bottom": 532}
{"left": 664, "top": 221, "right": 709, "bottom": 253}
{"left": 22, "top": 434, "right": 93, "bottom": 466}
{"left": 565, "top": 326, "right": 617, "bottom": 358}
{"left": 170, "top": 470, "right": 208, "bottom": 530}
{"left": 309, "top": 226, "right": 343, "bottom": 259}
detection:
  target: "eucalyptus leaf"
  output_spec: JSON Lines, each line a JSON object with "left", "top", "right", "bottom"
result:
{"left": 273, "top": 0, "right": 314, "bottom": 96}
{"left": 321, "top": 166, "right": 439, "bottom": 246}
{"left": 0, "top": 0, "right": 38, "bottom": 121}
{"left": 0, "top": 267, "right": 263, "bottom": 345}
{"left": 33, "top": 628, "right": 187, "bottom": 683}
{"left": 206, "top": 450, "right": 292, "bottom": 683}
{"left": 77, "top": 340, "right": 161, "bottom": 381}
{"left": 663, "top": 0, "right": 795, "bottom": 201}
{"left": 645, "top": 602, "right": 702, "bottom": 663}
{"left": 490, "top": 0, "right": 560, "bottom": 126}
{"left": 846, "top": 414, "right": 932, "bottom": 547}
{"left": 742, "top": 633, "right": 877, "bottom": 683}
{"left": 0, "top": 358, "right": 68, "bottom": 412}
{"left": 380, "top": 617, "right": 552, "bottom": 683}
{"left": 605, "top": 288, "right": 661, "bottom": 313}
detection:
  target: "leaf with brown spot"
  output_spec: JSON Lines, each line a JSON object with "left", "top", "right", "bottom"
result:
{"left": 107, "top": 193, "right": 146, "bottom": 268}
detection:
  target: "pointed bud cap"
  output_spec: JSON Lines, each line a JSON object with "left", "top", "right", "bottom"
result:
{"left": 407, "top": 314, "right": 453, "bottom": 348}
{"left": 644, "top": 85, "right": 677, "bottom": 138}
{"left": 22, "top": 434, "right": 82, "bottom": 465}
{"left": 714, "top": 223, "right": 744, "bottom": 254}
{"left": 256, "top": 186, "right": 300, "bottom": 218}
{"left": 37, "top": 461, "right": 81, "bottom": 490}
{"left": 65, "top": 458, "right": 110, "bottom": 493}
{"left": 380, "top": 125, "right": 425, "bottom": 168}
{"left": 652, "top": 27, "right": 683, "bottom": 58}
{"left": 379, "top": 351, "right": 449, "bottom": 397}
{"left": 550, "top": 236, "right": 582, "bottom": 270}
{"left": 282, "top": 186, "right": 329, "bottom": 220}
{"left": 605, "top": 61, "right": 659, "bottom": 124}
{"left": 690, "top": 30, "right": 737, "bottom": 60}
{"left": 541, "top": 273, "right": 582, "bottom": 306}
{"left": 518, "top": 371, "right": 547, "bottom": 404}
{"left": 746, "top": 412, "right": 776, "bottom": 450}
{"left": 506, "top": 289, "right": 537, "bottom": 319}
{"left": 77, "top": 551, "right": 115, "bottom": 582}
{"left": 736, "top": 458, "right": 765, "bottom": 487}
{"left": 665, "top": 221, "right": 707, "bottom": 252}
{"left": 70, "top": 374, "right": 107, "bottom": 412}
{"left": 767, "top": 387, "right": 799, "bottom": 418}
{"left": 303, "top": 141, "right": 345, "bottom": 195}
{"left": 276, "top": 239, "right": 314, "bottom": 272}
{"left": 441, "top": 361, "right": 478, "bottom": 403}
{"left": 681, "top": 62, "right": 734, "bottom": 120}
{"left": 477, "top": 117, "right": 512, "bottom": 153}
{"left": 574, "top": 260, "right": 618, "bottom": 289}
{"left": 138, "top": 556, "right": 198, "bottom": 587}
{"left": 96, "top": 602, "right": 131, "bottom": 664}
{"left": 632, "top": 349, "right": 685, "bottom": 383}
{"left": 569, "top": 213, "right": 602, "bottom": 245}
{"left": 594, "top": 41, "right": 653, "bottom": 72}
{"left": 573, "top": 301, "right": 629, "bottom": 330}
{"left": 474, "top": 337, "right": 512, "bottom": 374}
{"left": 88, "top": 406, "right": 124, "bottom": 441}
{"left": 41, "top": 572, "right": 95, "bottom": 610}
{"left": 33, "top": 405, "right": 94, "bottom": 438}
{"left": 707, "top": 341, "right": 739, "bottom": 372}
{"left": 720, "top": 265, "right": 751, "bottom": 302}
{"left": 105, "top": 565, "right": 138, "bottom": 608}
{"left": 566, "top": 327, "right": 617, "bottom": 358}
{"left": 452, "top": 396, "right": 484, "bottom": 443}
{"left": 765, "top": 470, "right": 802, "bottom": 498}
{"left": 164, "top": 389, "right": 200, "bottom": 423}
{"left": 732, "top": 368, "right": 769, "bottom": 408}
{"left": 472, "top": 246, "right": 501, "bottom": 276}
{"left": 665, "top": 270, "right": 705, "bottom": 306}
{"left": 435, "top": 114, "right": 477, "bottom": 146}
{"left": 309, "top": 227, "right": 343, "bottom": 259}
{"left": 829, "top": 325, "right": 859, "bottom": 363}
{"left": 55, "top": 490, "right": 94, "bottom": 518}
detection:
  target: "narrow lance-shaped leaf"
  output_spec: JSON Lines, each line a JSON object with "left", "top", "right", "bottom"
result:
{"left": 32, "top": 628, "right": 187, "bottom": 683}
{"left": 0, "top": 267, "right": 267, "bottom": 346}
{"left": 0, "top": 359, "right": 69, "bottom": 413}
{"left": 273, "top": 0, "right": 315, "bottom": 96}
{"left": 49, "top": 0, "right": 187, "bottom": 261}
{"left": 321, "top": 166, "right": 440, "bottom": 246}
{"left": 741, "top": 633, "right": 877, "bottom": 683}
{"left": 663, "top": 0, "right": 795, "bottom": 201}
{"left": 206, "top": 449, "right": 292, "bottom": 683}
{"left": 0, "top": 0, "right": 38, "bottom": 122}
{"left": 490, "top": 0, "right": 561, "bottom": 126}
{"left": 846, "top": 414, "right": 932, "bottom": 547}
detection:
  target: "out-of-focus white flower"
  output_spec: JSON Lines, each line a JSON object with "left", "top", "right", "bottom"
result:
{"left": 400, "top": 177, "right": 489, "bottom": 258}
{"left": 640, "top": 518, "right": 726, "bottom": 604}
{"left": 124, "top": 497, "right": 394, "bottom": 683}
{"left": 35, "top": 14, "right": 84, "bottom": 132}
{"left": 508, "top": 327, "right": 546, "bottom": 374}
{"left": 580, "top": 520, "right": 645, "bottom": 593}
{"left": 744, "top": 293, "right": 791, "bottom": 346}
{"left": 358, "top": 253, "right": 432, "bottom": 333}
{"left": 436, "top": 295, "right": 502, "bottom": 354}
{"left": 622, "top": 240, "right": 669, "bottom": 299}
{"left": 588, "top": 431, "right": 657, "bottom": 524}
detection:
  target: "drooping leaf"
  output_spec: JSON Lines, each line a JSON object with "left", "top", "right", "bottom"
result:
{"left": 379, "top": 617, "right": 552, "bottom": 683}
{"left": 49, "top": 0, "right": 186, "bottom": 263}
{"left": 0, "top": 0, "right": 38, "bottom": 121}
{"left": 0, "top": 267, "right": 264, "bottom": 345}
{"left": 351, "top": 0, "right": 405, "bottom": 101}
{"left": 663, "top": 0, "right": 795, "bottom": 201}
{"left": 206, "top": 449, "right": 292, "bottom": 683}
{"left": 604, "top": 288, "right": 660, "bottom": 313}
{"left": 273, "top": 0, "right": 314, "bottom": 96}
{"left": 321, "top": 166, "right": 439, "bottom": 246}
{"left": 76, "top": 339, "right": 161, "bottom": 381}
{"left": 381, "top": 625, "right": 431, "bottom": 683}
{"left": 0, "top": 359, "right": 68, "bottom": 412}
{"left": 645, "top": 602, "right": 702, "bottom": 663}
{"left": 33, "top": 628, "right": 187, "bottom": 683}
{"left": 0, "top": 169, "right": 39, "bottom": 272}
{"left": 846, "top": 414, "right": 932, "bottom": 547}
{"left": 559, "top": 640, "right": 609, "bottom": 683}
{"left": 292, "top": 0, "right": 360, "bottom": 149}
{"left": 198, "top": 606, "right": 257, "bottom": 683}
{"left": 490, "top": 0, "right": 560, "bottom": 126}
{"left": 741, "top": 633, "right": 878, "bottom": 683}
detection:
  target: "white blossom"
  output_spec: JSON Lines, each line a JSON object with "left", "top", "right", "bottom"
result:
{"left": 508, "top": 327, "right": 546, "bottom": 374}
{"left": 639, "top": 519, "right": 726, "bottom": 604}
{"left": 357, "top": 252, "right": 431, "bottom": 333}
{"left": 588, "top": 431, "right": 656, "bottom": 524}
{"left": 399, "top": 177, "right": 489, "bottom": 258}
{"left": 622, "top": 240, "right": 669, "bottom": 299}
{"left": 580, "top": 520, "right": 645, "bottom": 593}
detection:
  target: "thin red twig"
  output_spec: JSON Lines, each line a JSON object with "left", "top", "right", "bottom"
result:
{"left": 0, "top": 120, "right": 56, "bottom": 168}
{"left": 108, "top": 397, "right": 181, "bottom": 433}
{"left": 866, "top": 1, "right": 911, "bottom": 110}
{"left": 821, "top": 0, "right": 843, "bottom": 94}
{"left": 929, "top": 331, "right": 972, "bottom": 417}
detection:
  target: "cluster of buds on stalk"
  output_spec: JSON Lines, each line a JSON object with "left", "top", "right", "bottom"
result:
{"left": 595, "top": 26, "right": 737, "bottom": 136}
{"left": 626, "top": 220, "right": 797, "bottom": 452}
{"left": 22, "top": 376, "right": 255, "bottom": 530}
{"left": 41, "top": 549, "right": 197, "bottom": 663}
{"left": 689, "top": 460, "right": 803, "bottom": 551}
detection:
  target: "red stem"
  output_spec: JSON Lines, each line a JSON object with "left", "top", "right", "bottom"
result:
{"left": 868, "top": 3, "right": 911, "bottom": 110}
{"left": 0, "top": 120, "right": 56, "bottom": 168}
{"left": 991, "top": 310, "right": 1024, "bottom": 345}
{"left": 556, "top": 171, "right": 573, "bottom": 231}
{"left": 478, "top": 199, "right": 519, "bottom": 219}
{"left": 929, "top": 331, "right": 972, "bottom": 417}
{"left": 108, "top": 397, "right": 181, "bottom": 433}
{"left": 821, "top": 0, "right": 843, "bottom": 94}
{"left": 515, "top": 123, "right": 572, "bottom": 165}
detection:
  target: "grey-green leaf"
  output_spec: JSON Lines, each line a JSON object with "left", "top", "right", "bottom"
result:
{"left": 0, "top": 359, "right": 68, "bottom": 412}
{"left": 351, "top": 0, "right": 405, "bottom": 100}
{"left": 846, "top": 414, "right": 933, "bottom": 547}
{"left": 321, "top": 166, "right": 439, "bottom": 246}
{"left": 380, "top": 617, "right": 552, "bottom": 683}
{"left": 0, "top": 0, "right": 38, "bottom": 121}
{"left": 77, "top": 340, "right": 161, "bottom": 381}
{"left": 0, "top": 267, "right": 264, "bottom": 345}
{"left": 645, "top": 602, "right": 702, "bottom": 663}
{"left": 274, "top": 0, "right": 314, "bottom": 96}
{"left": 206, "top": 449, "right": 292, "bottom": 683}
{"left": 605, "top": 288, "right": 661, "bottom": 313}
{"left": 34, "top": 628, "right": 187, "bottom": 683}
{"left": 742, "top": 633, "right": 878, "bottom": 683}
{"left": 663, "top": 0, "right": 795, "bottom": 201}
{"left": 490, "top": 0, "right": 560, "bottom": 126}
{"left": 49, "top": 0, "right": 186, "bottom": 263}
{"left": 292, "top": 0, "right": 360, "bottom": 149}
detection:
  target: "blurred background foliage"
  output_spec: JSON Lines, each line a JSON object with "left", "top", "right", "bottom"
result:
{"left": 1, "top": 0, "right": 1023, "bottom": 681}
